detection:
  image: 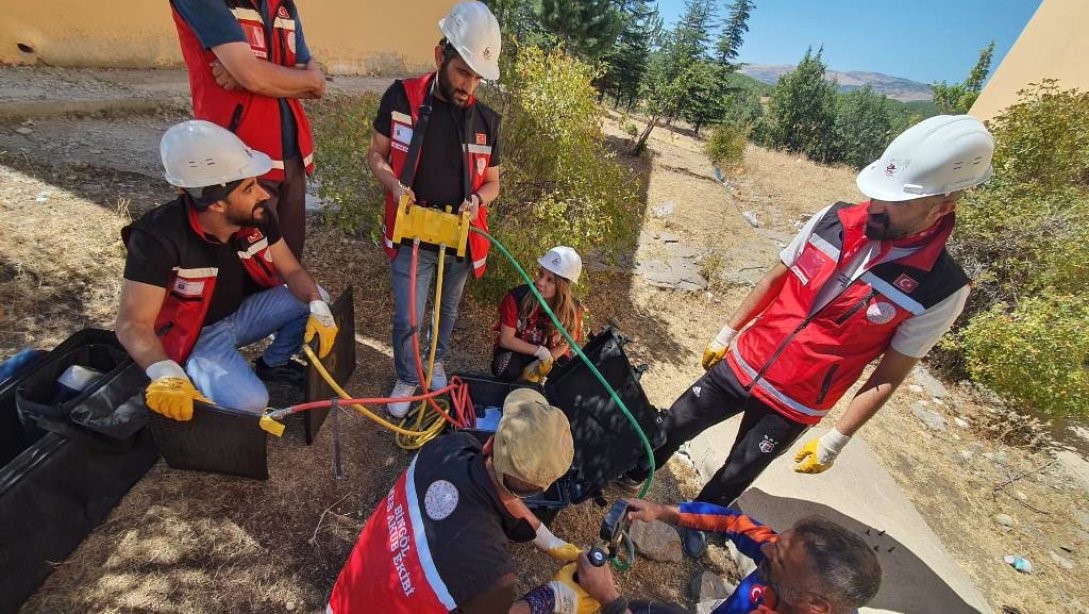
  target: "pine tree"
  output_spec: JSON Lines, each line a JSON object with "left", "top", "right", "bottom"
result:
{"left": 835, "top": 85, "right": 892, "bottom": 168}
{"left": 539, "top": 0, "right": 624, "bottom": 63}
{"left": 599, "top": 0, "right": 661, "bottom": 109}
{"left": 765, "top": 47, "right": 839, "bottom": 162}
{"left": 715, "top": 0, "right": 754, "bottom": 69}
{"left": 932, "top": 41, "right": 995, "bottom": 114}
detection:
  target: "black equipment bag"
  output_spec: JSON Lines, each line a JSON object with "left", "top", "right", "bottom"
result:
{"left": 543, "top": 325, "right": 665, "bottom": 504}
{"left": 0, "top": 330, "right": 159, "bottom": 614}
{"left": 148, "top": 400, "right": 269, "bottom": 480}
{"left": 303, "top": 287, "right": 356, "bottom": 444}
{"left": 15, "top": 329, "right": 149, "bottom": 450}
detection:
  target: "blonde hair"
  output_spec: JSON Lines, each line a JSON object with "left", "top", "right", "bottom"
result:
{"left": 519, "top": 274, "right": 581, "bottom": 348}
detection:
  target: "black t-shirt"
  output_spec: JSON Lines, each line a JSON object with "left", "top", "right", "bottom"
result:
{"left": 374, "top": 78, "right": 501, "bottom": 207}
{"left": 123, "top": 198, "right": 282, "bottom": 326}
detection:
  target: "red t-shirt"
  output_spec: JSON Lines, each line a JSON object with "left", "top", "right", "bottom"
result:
{"left": 495, "top": 285, "right": 583, "bottom": 352}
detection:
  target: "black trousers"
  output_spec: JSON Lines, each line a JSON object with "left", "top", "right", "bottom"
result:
{"left": 259, "top": 155, "right": 307, "bottom": 261}
{"left": 491, "top": 349, "right": 535, "bottom": 382}
{"left": 629, "top": 362, "right": 809, "bottom": 506}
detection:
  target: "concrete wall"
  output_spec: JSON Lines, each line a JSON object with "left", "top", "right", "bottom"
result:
{"left": 971, "top": 0, "right": 1089, "bottom": 121}
{"left": 0, "top": 0, "right": 453, "bottom": 75}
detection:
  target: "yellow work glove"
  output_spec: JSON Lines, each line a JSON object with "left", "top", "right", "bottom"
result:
{"left": 144, "top": 360, "right": 210, "bottom": 422}
{"left": 793, "top": 429, "right": 851, "bottom": 474}
{"left": 533, "top": 524, "right": 581, "bottom": 563}
{"left": 305, "top": 300, "right": 339, "bottom": 358}
{"left": 520, "top": 357, "right": 554, "bottom": 384}
{"left": 701, "top": 324, "right": 737, "bottom": 370}
{"left": 549, "top": 562, "right": 601, "bottom": 614}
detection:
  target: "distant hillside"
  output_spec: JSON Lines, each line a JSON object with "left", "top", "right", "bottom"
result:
{"left": 740, "top": 64, "right": 933, "bottom": 102}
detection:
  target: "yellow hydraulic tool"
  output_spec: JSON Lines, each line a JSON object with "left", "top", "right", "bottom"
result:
{"left": 390, "top": 194, "right": 471, "bottom": 257}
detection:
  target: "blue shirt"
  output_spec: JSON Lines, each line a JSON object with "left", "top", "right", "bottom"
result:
{"left": 172, "top": 0, "right": 311, "bottom": 159}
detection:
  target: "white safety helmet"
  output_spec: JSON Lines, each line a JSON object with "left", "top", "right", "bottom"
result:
{"left": 160, "top": 119, "right": 272, "bottom": 189}
{"left": 439, "top": 1, "right": 502, "bottom": 81}
{"left": 856, "top": 114, "right": 994, "bottom": 202}
{"left": 538, "top": 246, "right": 582, "bottom": 285}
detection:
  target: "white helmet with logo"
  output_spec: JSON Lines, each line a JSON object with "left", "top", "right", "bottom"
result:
{"left": 856, "top": 114, "right": 994, "bottom": 202}
{"left": 160, "top": 119, "right": 272, "bottom": 189}
{"left": 439, "top": 1, "right": 502, "bottom": 81}
{"left": 539, "top": 246, "right": 582, "bottom": 284}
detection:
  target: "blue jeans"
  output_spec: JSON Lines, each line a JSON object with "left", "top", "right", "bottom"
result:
{"left": 185, "top": 285, "right": 308, "bottom": 414}
{"left": 390, "top": 246, "right": 471, "bottom": 384}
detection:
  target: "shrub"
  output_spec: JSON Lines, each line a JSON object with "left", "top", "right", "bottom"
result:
{"left": 952, "top": 292, "right": 1089, "bottom": 417}
{"left": 705, "top": 122, "right": 748, "bottom": 170}
{"left": 941, "top": 81, "right": 1089, "bottom": 417}
{"left": 476, "top": 45, "right": 642, "bottom": 300}
{"left": 307, "top": 94, "right": 385, "bottom": 239}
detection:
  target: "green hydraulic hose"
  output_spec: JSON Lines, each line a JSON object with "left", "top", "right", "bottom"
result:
{"left": 472, "top": 228, "right": 656, "bottom": 502}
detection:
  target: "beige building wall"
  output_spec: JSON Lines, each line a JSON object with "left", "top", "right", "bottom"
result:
{"left": 1, "top": 0, "right": 454, "bottom": 75}
{"left": 971, "top": 0, "right": 1089, "bottom": 121}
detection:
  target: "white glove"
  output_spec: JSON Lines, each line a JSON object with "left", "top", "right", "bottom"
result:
{"left": 794, "top": 428, "right": 851, "bottom": 474}
{"left": 533, "top": 524, "right": 580, "bottom": 562}
{"left": 548, "top": 579, "right": 579, "bottom": 614}
{"left": 533, "top": 345, "right": 553, "bottom": 363}
{"left": 146, "top": 359, "right": 188, "bottom": 381}
{"left": 702, "top": 324, "right": 738, "bottom": 370}
{"left": 710, "top": 324, "right": 738, "bottom": 351}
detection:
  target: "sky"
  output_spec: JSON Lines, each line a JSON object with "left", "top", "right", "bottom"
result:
{"left": 656, "top": 0, "right": 1043, "bottom": 84}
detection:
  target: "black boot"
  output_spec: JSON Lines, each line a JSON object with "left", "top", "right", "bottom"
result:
{"left": 254, "top": 356, "right": 307, "bottom": 388}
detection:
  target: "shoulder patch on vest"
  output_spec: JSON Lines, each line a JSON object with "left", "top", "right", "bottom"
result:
{"left": 424, "top": 480, "right": 459, "bottom": 521}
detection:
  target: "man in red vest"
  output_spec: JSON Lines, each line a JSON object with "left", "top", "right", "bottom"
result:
{"left": 624, "top": 115, "right": 995, "bottom": 556}
{"left": 116, "top": 121, "right": 337, "bottom": 421}
{"left": 366, "top": 1, "right": 503, "bottom": 417}
{"left": 170, "top": 0, "right": 325, "bottom": 260}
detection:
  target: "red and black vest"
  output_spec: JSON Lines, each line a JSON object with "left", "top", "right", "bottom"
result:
{"left": 126, "top": 199, "right": 282, "bottom": 363}
{"left": 171, "top": 0, "right": 315, "bottom": 181}
{"left": 726, "top": 201, "right": 968, "bottom": 425}
{"left": 382, "top": 73, "right": 494, "bottom": 278}
{"left": 328, "top": 433, "right": 530, "bottom": 613}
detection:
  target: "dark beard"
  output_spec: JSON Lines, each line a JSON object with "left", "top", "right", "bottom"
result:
{"left": 227, "top": 203, "right": 265, "bottom": 228}
{"left": 864, "top": 212, "right": 898, "bottom": 240}
{"left": 437, "top": 60, "right": 470, "bottom": 108}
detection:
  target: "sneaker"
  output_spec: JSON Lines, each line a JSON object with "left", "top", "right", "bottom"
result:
{"left": 388, "top": 380, "right": 417, "bottom": 418}
{"left": 254, "top": 356, "right": 307, "bottom": 388}
{"left": 679, "top": 527, "right": 708, "bottom": 559}
{"left": 428, "top": 362, "right": 447, "bottom": 390}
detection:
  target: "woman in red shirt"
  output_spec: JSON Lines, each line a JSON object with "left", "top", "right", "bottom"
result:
{"left": 492, "top": 246, "right": 585, "bottom": 382}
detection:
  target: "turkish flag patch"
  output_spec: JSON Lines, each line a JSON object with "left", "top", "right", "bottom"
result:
{"left": 475, "top": 132, "right": 486, "bottom": 145}
{"left": 277, "top": 6, "right": 290, "bottom": 18}
{"left": 893, "top": 273, "right": 919, "bottom": 293}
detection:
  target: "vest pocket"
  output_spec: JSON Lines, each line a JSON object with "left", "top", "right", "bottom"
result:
{"left": 815, "top": 364, "right": 839, "bottom": 405}
{"left": 834, "top": 290, "right": 876, "bottom": 325}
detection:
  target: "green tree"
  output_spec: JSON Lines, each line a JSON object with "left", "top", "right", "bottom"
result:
{"left": 599, "top": 0, "right": 661, "bottom": 109}
{"left": 715, "top": 0, "right": 754, "bottom": 70}
{"left": 835, "top": 85, "right": 892, "bottom": 168}
{"left": 631, "top": 0, "right": 717, "bottom": 152}
{"left": 764, "top": 47, "right": 839, "bottom": 162}
{"left": 931, "top": 41, "right": 995, "bottom": 114}
{"left": 539, "top": 0, "right": 624, "bottom": 62}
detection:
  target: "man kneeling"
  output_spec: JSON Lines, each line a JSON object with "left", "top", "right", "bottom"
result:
{"left": 116, "top": 120, "right": 337, "bottom": 420}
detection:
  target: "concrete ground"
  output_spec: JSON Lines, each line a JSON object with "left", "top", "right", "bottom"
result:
{"left": 687, "top": 422, "right": 994, "bottom": 614}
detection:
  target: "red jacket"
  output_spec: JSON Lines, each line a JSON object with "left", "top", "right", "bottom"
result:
{"left": 727, "top": 202, "right": 968, "bottom": 424}
{"left": 382, "top": 73, "right": 495, "bottom": 278}
{"left": 128, "top": 200, "right": 282, "bottom": 363}
{"left": 171, "top": 0, "right": 315, "bottom": 181}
